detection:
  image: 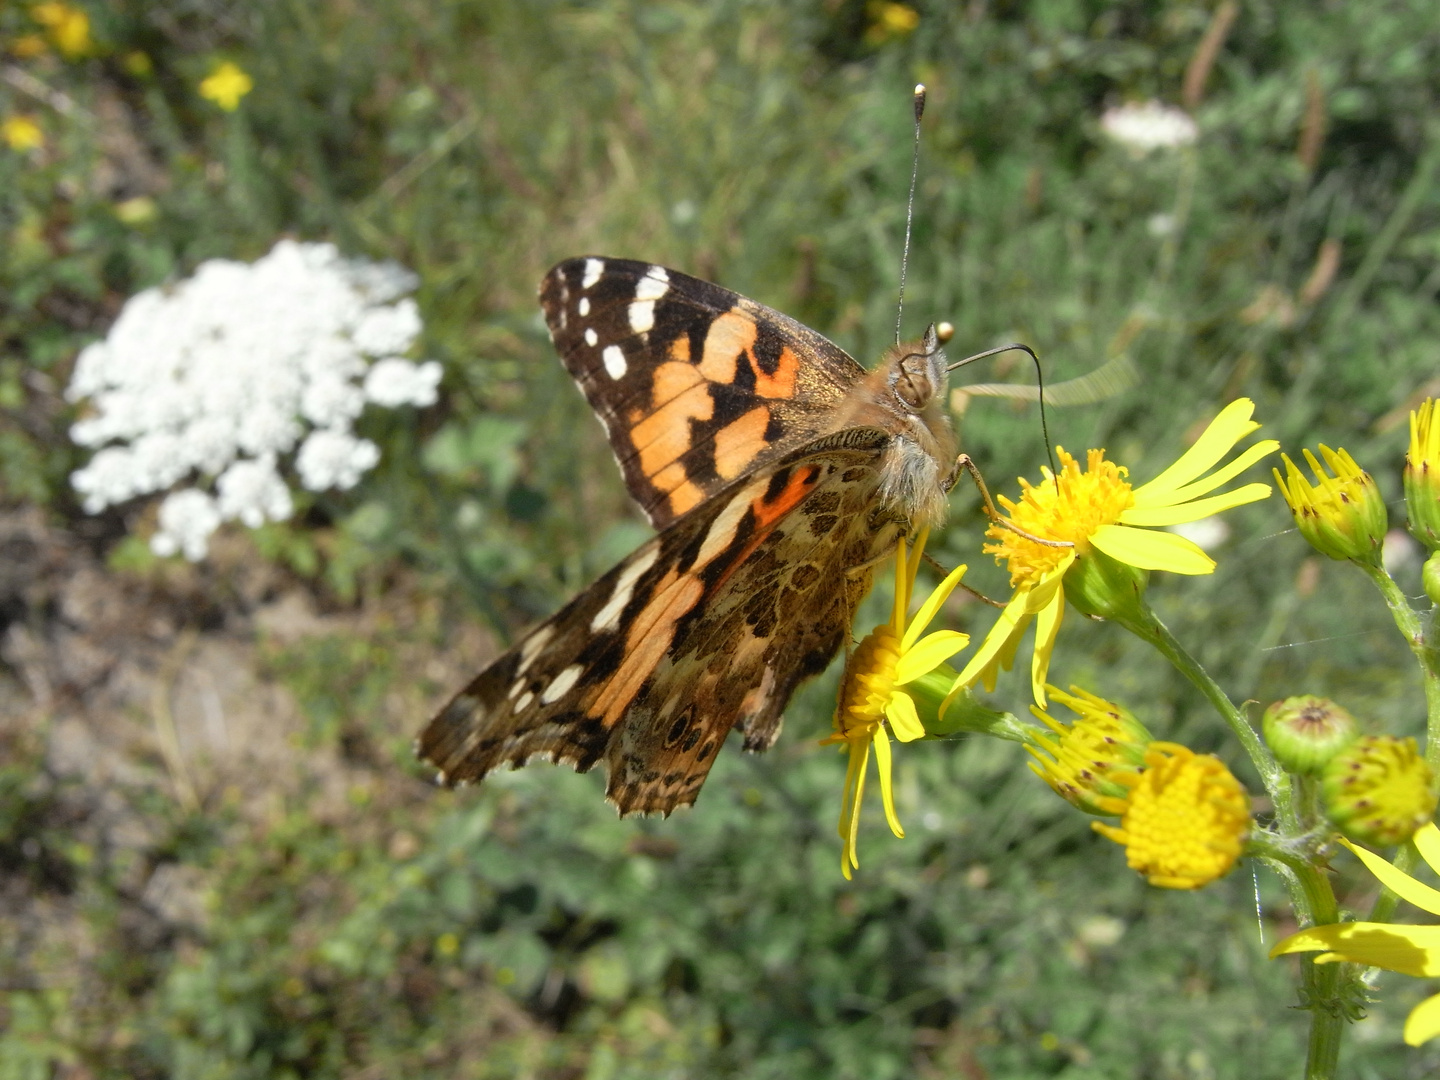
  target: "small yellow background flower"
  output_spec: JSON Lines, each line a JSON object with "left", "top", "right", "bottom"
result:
{"left": 31, "top": 2, "right": 92, "bottom": 59}
{"left": 200, "top": 61, "right": 254, "bottom": 111}
{"left": 1, "top": 115, "right": 44, "bottom": 152}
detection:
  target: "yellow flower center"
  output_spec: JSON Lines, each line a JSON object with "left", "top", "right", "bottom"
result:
{"left": 986, "top": 448, "right": 1134, "bottom": 587}
{"left": 1093, "top": 742, "right": 1250, "bottom": 890}
{"left": 833, "top": 624, "right": 902, "bottom": 740}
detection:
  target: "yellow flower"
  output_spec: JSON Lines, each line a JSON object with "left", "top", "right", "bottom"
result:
{"left": 1274, "top": 445, "right": 1387, "bottom": 564}
{"left": 10, "top": 34, "right": 49, "bottom": 58}
{"left": 1, "top": 115, "right": 44, "bottom": 152}
{"left": 31, "top": 2, "right": 92, "bottom": 59}
{"left": 1026, "top": 685, "right": 1153, "bottom": 815}
{"left": 946, "top": 398, "right": 1277, "bottom": 706}
{"left": 865, "top": 2, "right": 920, "bottom": 42}
{"left": 1322, "top": 735, "right": 1437, "bottom": 848}
{"left": 1092, "top": 742, "right": 1250, "bottom": 889}
{"left": 1271, "top": 823, "right": 1440, "bottom": 1046}
{"left": 1406, "top": 398, "right": 1440, "bottom": 551}
{"left": 199, "top": 61, "right": 254, "bottom": 112}
{"left": 823, "top": 530, "right": 970, "bottom": 879}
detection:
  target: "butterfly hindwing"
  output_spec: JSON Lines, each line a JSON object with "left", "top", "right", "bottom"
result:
{"left": 418, "top": 427, "right": 898, "bottom": 815}
{"left": 540, "top": 257, "right": 869, "bottom": 528}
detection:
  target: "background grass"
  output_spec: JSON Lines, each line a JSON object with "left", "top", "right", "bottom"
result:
{"left": 4, "top": 1, "right": 1440, "bottom": 1077}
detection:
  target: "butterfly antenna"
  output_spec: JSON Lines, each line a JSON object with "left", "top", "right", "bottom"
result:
{"left": 895, "top": 84, "right": 926, "bottom": 347}
{"left": 949, "top": 343, "right": 1060, "bottom": 478}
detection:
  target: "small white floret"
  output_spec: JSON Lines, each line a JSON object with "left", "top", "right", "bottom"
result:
{"left": 152, "top": 489, "right": 223, "bottom": 561}
{"left": 1100, "top": 101, "right": 1198, "bottom": 153}
{"left": 363, "top": 358, "right": 442, "bottom": 408}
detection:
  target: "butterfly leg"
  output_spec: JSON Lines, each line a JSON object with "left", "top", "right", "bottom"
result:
{"left": 950, "top": 454, "right": 1074, "bottom": 550}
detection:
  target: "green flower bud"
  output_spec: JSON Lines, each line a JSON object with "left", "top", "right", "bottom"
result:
{"left": 1322, "top": 735, "right": 1437, "bottom": 847}
{"left": 1424, "top": 551, "right": 1440, "bottom": 606}
{"left": 1063, "top": 547, "right": 1150, "bottom": 624}
{"left": 1261, "top": 696, "right": 1359, "bottom": 776}
{"left": 1273, "top": 446, "right": 1387, "bottom": 565}
{"left": 1026, "top": 685, "right": 1153, "bottom": 815}
{"left": 1405, "top": 399, "right": 1440, "bottom": 552}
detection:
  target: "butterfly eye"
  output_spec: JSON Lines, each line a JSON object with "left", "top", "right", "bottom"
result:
{"left": 893, "top": 353, "right": 935, "bottom": 410}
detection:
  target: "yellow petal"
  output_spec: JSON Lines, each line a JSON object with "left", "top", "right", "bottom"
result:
{"left": 1030, "top": 584, "right": 1064, "bottom": 705}
{"left": 885, "top": 690, "right": 926, "bottom": 742}
{"left": 1134, "top": 398, "right": 1259, "bottom": 499}
{"left": 902, "top": 561, "right": 968, "bottom": 651}
{"left": 1132, "top": 439, "right": 1278, "bottom": 508}
{"left": 1416, "top": 823, "right": 1440, "bottom": 878}
{"left": 872, "top": 724, "right": 905, "bottom": 838}
{"left": 1024, "top": 555, "right": 1072, "bottom": 612}
{"left": 840, "top": 740, "right": 870, "bottom": 879}
{"left": 949, "top": 586, "right": 1033, "bottom": 694}
{"left": 895, "top": 630, "right": 969, "bottom": 685}
{"left": 1271, "top": 922, "right": 1440, "bottom": 977}
{"left": 1405, "top": 992, "right": 1440, "bottom": 1046}
{"left": 1091, "top": 523, "right": 1216, "bottom": 574}
{"left": 1119, "top": 482, "right": 1273, "bottom": 527}
{"left": 891, "top": 539, "right": 908, "bottom": 631}
{"left": 1338, "top": 836, "right": 1440, "bottom": 916}
{"left": 905, "top": 527, "right": 929, "bottom": 597}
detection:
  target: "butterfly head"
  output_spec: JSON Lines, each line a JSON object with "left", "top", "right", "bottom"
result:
{"left": 885, "top": 322, "right": 947, "bottom": 413}
{"left": 865, "top": 323, "right": 957, "bottom": 530}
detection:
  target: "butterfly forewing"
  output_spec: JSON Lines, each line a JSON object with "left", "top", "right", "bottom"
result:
{"left": 541, "top": 258, "right": 868, "bottom": 528}
{"left": 418, "top": 428, "right": 898, "bottom": 815}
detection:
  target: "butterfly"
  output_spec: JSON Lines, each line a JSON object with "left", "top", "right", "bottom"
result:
{"left": 417, "top": 257, "right": 959, "bottom": 815}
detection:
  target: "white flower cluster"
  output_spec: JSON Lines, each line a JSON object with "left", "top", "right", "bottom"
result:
{"left": 1100, "top": 101, "right": 1199, "bottom": 153}
{"left": 67, "top": 239, "right": 441, "bottom": 560}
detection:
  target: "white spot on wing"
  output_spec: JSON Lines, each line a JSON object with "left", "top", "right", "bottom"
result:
{"left": 582, "top": 258, "right": 604, "bottom": 289}
{"left": 516, "top": 625, "right": 555, "bottom": 676}
{"left": 541, "top": 663, "right": 584, "bottom": 706}
{"left": 590, "top": 547, "right": 660, "bottom": 632}
{"left": 515, "top": 691, "right": 535, "bottom": 713}
{"left": 629, "top": 299, "right": 655, "bottom": 334}
{"left": 584, "top": 327, "right": 598, "bottom": 347}
{"left": 635, "top": 267, "right": 669, "bottom": 300}
{"left": 508, "top": 680, "right": 525, "bottom": 700}
{"left": 578, "top": 297, "right": 590, "bottom": 316}
{"left": 603, "top": 345, "right": 627, "bottom": 379}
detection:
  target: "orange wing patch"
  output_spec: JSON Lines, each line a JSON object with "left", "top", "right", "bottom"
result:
{"left": 714, "top": 405, "right": 774, "bottom": 480}
{"left": 698, "top": 310, "right": 801, "bottom": 399}
{"left": 590, "top": 568, "right": 705, "bottom": 727}
{"left": 697, "top": 311, "right": 748, "bottom": 382}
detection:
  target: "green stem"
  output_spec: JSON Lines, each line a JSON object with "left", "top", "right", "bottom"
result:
{"left": 1117, "top": 603, "right": 1296, "bottom": 829}
{"left": 1355, "top": 562, "right": 1440, "bottom": 771}
{"left": 1249, "top": 835, "right": 1345, "bottom": 1080}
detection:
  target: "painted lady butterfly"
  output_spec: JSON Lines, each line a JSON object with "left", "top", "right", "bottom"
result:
{"left": 418, "top": 257, "right": 960, "bottom": 815}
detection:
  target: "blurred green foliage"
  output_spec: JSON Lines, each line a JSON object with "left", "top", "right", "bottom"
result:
{"left": 5, "top": 0, "right": 1440, "bottom": 1077}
